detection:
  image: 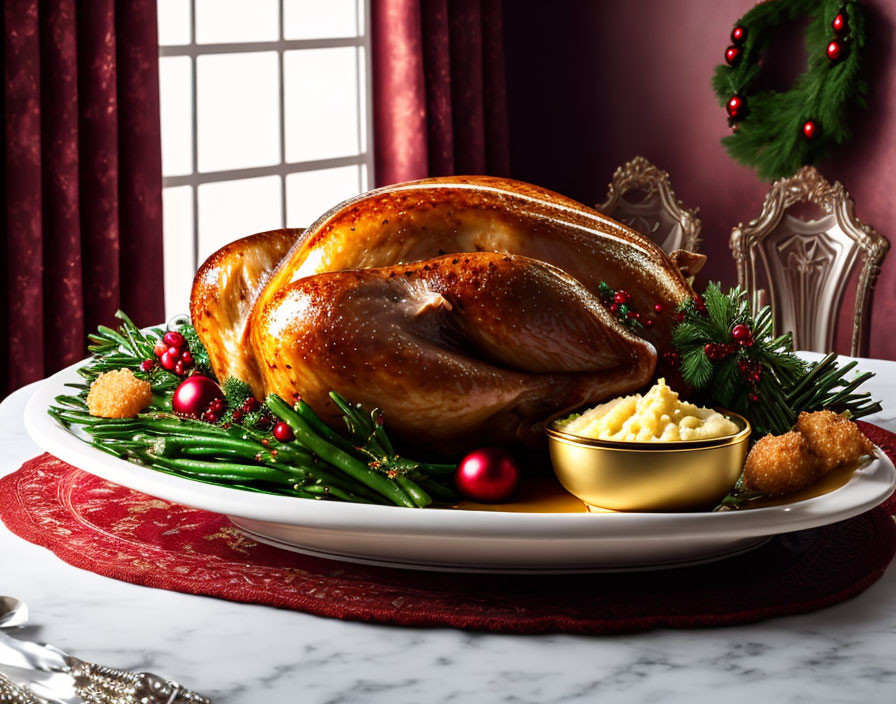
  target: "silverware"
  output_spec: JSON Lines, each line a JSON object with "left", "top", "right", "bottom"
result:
{"left": 0, "top": 597, "right": 29, "bottom": 629}
{"left": 0, "top": 599, "right": 212, "bottom": 704}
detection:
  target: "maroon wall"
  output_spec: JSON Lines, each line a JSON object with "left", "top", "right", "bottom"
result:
{"left": 503, "top": 0, "right": 896, "bottom": 359}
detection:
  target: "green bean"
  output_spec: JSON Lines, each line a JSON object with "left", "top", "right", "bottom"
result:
{"left": 267, "top": 394, "right": 417, "bottom": 507}
{"left": 295, "top": 398, "right": 360, "bottom": 456}
{"left": 395, "top": 475, "right": 432, "bottom": 507}
{"left": 146, "top": 454, "right": 295, "bottom": 485}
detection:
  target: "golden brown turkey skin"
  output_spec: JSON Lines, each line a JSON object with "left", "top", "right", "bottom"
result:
{"left": 257, "top": 176, "right": 694, "bottom": 364}
{"left": 253, "top": 253, "right": 656, "bottom": 455}
{"left": 190, "top": 229, "right": 301, "bottom": 391}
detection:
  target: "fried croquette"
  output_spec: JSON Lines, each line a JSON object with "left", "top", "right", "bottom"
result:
{"left": 87, "top": 368, "right": 153, "bottom": 418}
{"left": 743, "top": 431, "right": 821, "bottom": 496}
{"left": 796, "top": 410, "right": 874, "bottom": 472}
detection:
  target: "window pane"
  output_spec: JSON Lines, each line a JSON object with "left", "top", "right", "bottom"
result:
{"left": 157, "top": 0, "right": 191, "bottom": 46}
{"left": 198, "top": 177, "right": 282, "bottom": 264}
{"left": 286, "top": 165, "right": 364, "bottom": 227}
{"left": 162, "top": 187, "right": 195, "bottom": 318}
{"left": 195, "top": 0, "right": 278, "bottom": 44}
{"left": 283, "top": 0, "right": 360, "bottom": 39}
{"left": 159, "top": 57, "right": 193, "bottom": 177}
{"left": 284, "top": 48, "right": 360, "bottom": 163}
{"left": 197, "top": 52, "right": 280, "bottom": 173}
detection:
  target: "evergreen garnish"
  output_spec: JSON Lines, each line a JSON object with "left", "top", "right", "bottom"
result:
{"left": 672, "top": 284, "right": 881, "bottom": 436}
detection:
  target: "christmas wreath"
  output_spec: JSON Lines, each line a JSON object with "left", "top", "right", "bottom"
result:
{"left": 711, "top": 0, "right": 867, "bottom": 180}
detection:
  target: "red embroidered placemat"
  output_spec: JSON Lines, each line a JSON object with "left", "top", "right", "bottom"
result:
{"left": 1, "top": 421, "right": 894, "bottom": 635}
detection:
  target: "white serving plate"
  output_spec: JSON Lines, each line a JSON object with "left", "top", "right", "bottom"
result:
{"left": 24, "top": 362, "right": 896, "bottom": 573}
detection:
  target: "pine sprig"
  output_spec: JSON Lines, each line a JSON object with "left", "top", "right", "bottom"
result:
{"left": 672, "top": 284, "right": 881, "bottom": 436}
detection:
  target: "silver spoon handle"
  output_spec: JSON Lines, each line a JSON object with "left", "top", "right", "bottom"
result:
{"left": 70, "top": 659, "right": 212, "bottom": 704}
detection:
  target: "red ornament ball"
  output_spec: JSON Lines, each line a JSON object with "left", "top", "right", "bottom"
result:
{"left": 731, "top": 25, "right": 747, "bottom": 44}
{"left": 725, "top": 45, "right": 741, "bottom": 65}
{"left": 826, "top": 40, "right": 843, "bottom": 61}
{"left": 726, "top": 94, "right": 745, "bottom": 118}
{"left": 802, "top": 120, "right": 819, "bottom": 140}
{"left": 172, "top": 375, "right": 223, "bottom": 417}
{"left": 832, "top": 13, "right": 846, "bottom": 33}
{"left": 273, "top": 422, "right": 294, "bottom": 442}
{"left": 455, "top": 447, "right": 520, "bottom": 503}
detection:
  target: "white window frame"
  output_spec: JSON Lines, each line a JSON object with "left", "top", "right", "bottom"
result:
{"left": 159, "top": 0, "right": 375, "bottom": 279}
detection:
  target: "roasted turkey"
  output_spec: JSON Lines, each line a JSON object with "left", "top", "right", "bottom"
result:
{"left": 190, "top": 176, "right": 698, "bottom": 455}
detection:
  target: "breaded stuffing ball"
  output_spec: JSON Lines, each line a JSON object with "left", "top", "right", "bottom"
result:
{"left": 87, "top": 368, "right": 153, "bottom": 418}
{"left": 743, "top": 431, "right": 821, "bottom": 497}
{"left": 796, "top": 410, "right": 874, "bottom": 473}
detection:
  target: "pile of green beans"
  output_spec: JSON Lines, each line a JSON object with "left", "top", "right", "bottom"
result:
{"left": 50, "top": 392, "right": 457, "bottom": 508}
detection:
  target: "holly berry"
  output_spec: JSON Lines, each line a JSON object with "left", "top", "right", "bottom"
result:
{"left": 139, "top": 359, "right": 154, "bottom": 372}
{"left": 273, "top": 422, "right": 294, "bottom": 442}
{"left": 159, "top": 351, "right": 178, "bottom": 371}
{"left": 181, "top": 350, "right": 194, "bottom": 365}
{"left": 653, "top": 303, "right": 663, "bottom": 313}
{"left": 609, "top": 303, "right": 619, "bottom": 314}
{"left": 826, "top": 40, "right": 843, "bottom": 62}
{"left": 662, "top": 350, "right": 680, "bottom": 367}
{"left": 731, "top": 25, "right": 747, "bottom": 44}
{"left": 731, "top": 324, "right": 752, "bottom": 342}
{"left": 725, "top": 45, "right": 741, "bottom": 65}
{"left": 163, "top": 331, "right": 185, "bottom": 349}
{"left": 174, "top": 360, "right": 185, "bottom": 376}
{"left": 832, "top": 13, "right": 846, "bottom": 34}
{"left": 675, "top": 311, "right": 686, "bottom": 323}
{"left": 644, "top": 319, "right": 654, "bottom": 328}
{"left": 626, "top": 310, "right": 637, "bottom": 319}
{"left": 232, "top": 409, "right": 244, "bottom": 423}
{"left": 748, "top": 392, "right": 760, "bottom": 403}
{"left": 802, "top": 120, "right": 819, "bottom": 140}
{"left": 726, "top": 94, "right": 746, "bottom": 119}
{"left": 242, "top": 397, "right": 261, "bottom": 413}
{"left": 613, "top": 290, "right": 631, "bottom": 304}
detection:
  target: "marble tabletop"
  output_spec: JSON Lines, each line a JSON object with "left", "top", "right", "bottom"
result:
{"left": 1, "top": 355, "right": 895, "bottom": 704}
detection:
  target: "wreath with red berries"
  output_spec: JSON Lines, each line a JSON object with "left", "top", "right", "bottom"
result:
{"left": 711, "top": 0, "right": 867, "bottom": 180}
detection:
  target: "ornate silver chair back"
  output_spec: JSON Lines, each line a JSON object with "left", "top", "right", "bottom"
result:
{"left": 597, "top": 156, "right": 701, "bottom": 254}
{"left": 730, "top": 166, "right": 888, "bottom": 357}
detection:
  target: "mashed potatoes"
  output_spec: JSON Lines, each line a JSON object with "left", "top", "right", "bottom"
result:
{"left": 558, "top": 378, "right": 739, "bottom": 442}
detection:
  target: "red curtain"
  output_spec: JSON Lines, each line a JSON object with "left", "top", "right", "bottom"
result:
{"left": 371, "top": 0, "right": 511, "bottom": 186}
{"left": 2, "top": 0, "right": 163, "bottom": 395}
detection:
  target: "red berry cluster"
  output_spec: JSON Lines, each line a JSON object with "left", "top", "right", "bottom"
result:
{"left": 693, "top": 295, "right": 708, "bottom": 316}
{"left": 662, "top": 350, "right": 680, "bottom": 368}
{"left": 150, "top": 331, "right": 194, "bottom": 376}
{"left": 704, "top": 342, "right": 737, "bottom": 361}
{"left": 597, "top": 282, "right": 662, "bottom": 330}
{"left": 202, "top": 398, "right": 227, "bottom": 423}
{"left": 231, "top": 396, "right": 262, "bottom": 424}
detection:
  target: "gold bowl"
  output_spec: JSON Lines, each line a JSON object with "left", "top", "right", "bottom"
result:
{"left": 545, "top": 410, "right": 751, "bottom": 512}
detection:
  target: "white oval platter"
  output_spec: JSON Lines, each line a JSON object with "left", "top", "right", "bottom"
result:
{"left": 24, "top": 362, "right": 896, "bottom": 573}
